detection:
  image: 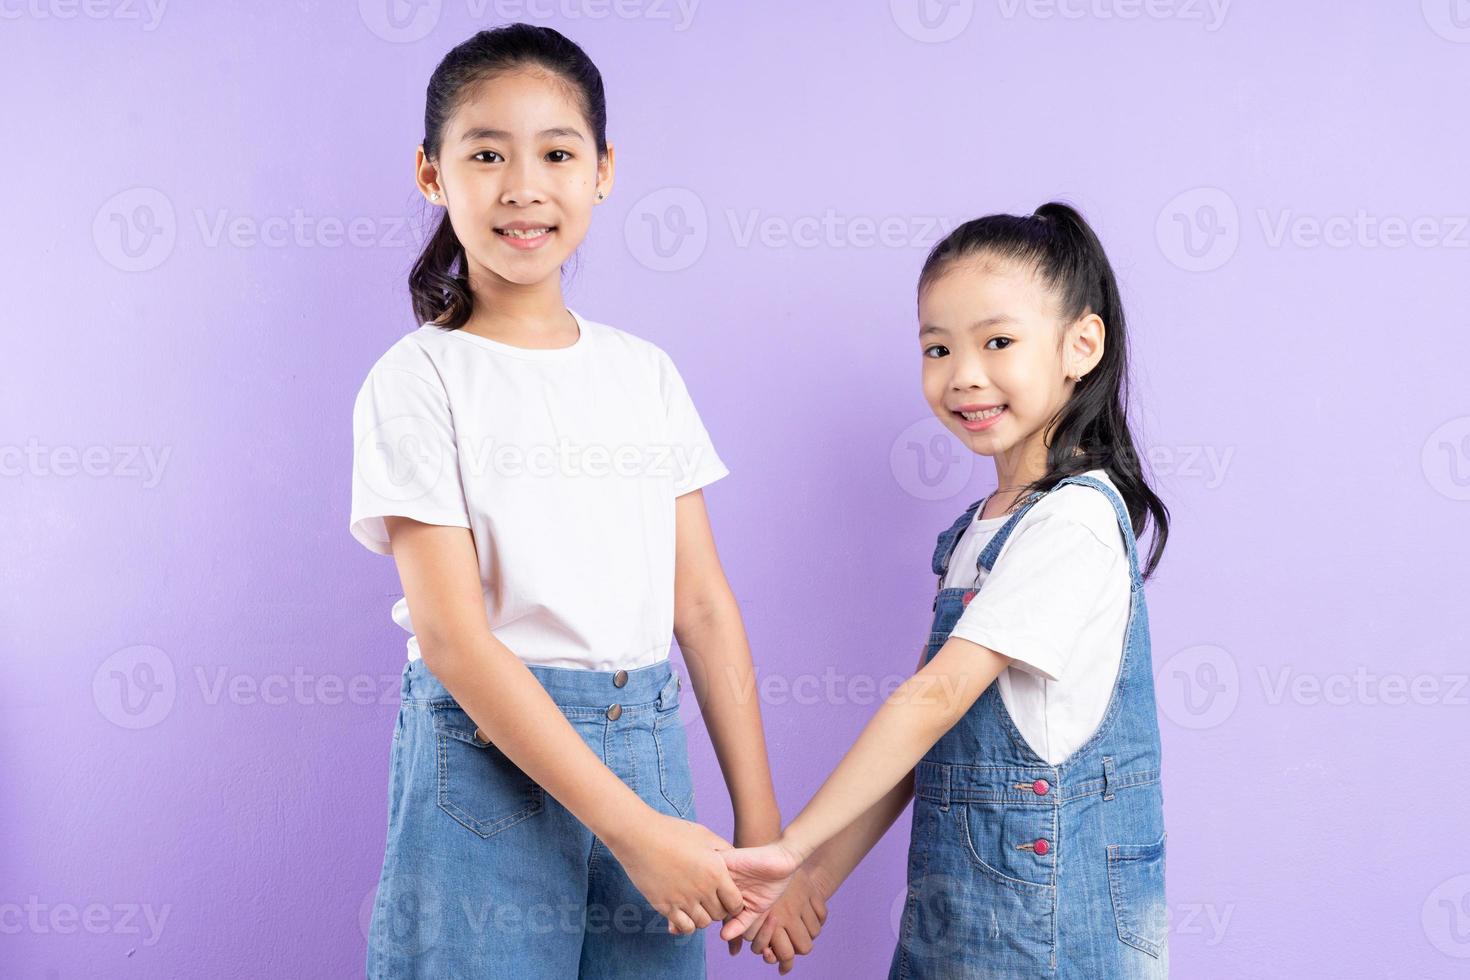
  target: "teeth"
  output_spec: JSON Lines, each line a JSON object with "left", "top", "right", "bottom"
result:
{"left": 499, "top": 227, "right": 551, "bottom": 239}
{"left": 959, "top": 406, "right": 1005, "bottom": 421}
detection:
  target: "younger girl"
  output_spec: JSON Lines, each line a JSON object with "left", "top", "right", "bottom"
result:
{"left": 350, "top": 25, "right": 780, "bottom": 978}
{"left": 720, "top": 203, "right": 1171, "bottom": 978}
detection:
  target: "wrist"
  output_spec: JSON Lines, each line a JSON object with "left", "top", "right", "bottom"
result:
{"left": 733, "top": 809, "right": 782, "bottom": 847}
{"left": 597, "top": 799, "right": 659, "bottom": 855}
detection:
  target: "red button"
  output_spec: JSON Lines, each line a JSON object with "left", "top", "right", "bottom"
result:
{"left": 1034, "top": 838, "right": 1050, "bottom": 856}
{"left": 1032, "top": 779, "right": 1049, "bottom": 796}
{"left": 962, "top": 590, "right": 977, "bottom": 606}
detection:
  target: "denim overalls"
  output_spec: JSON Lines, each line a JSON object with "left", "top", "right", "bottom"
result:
{"left": 367, "top": 657, "right": 705, "bottom": 979}
{"left": 889, "top": 474, "right": 1168, "bottom": 979}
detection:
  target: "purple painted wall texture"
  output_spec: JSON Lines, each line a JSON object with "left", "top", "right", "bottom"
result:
{"left": 4, "top": 1, "right": 1468, "bottom": 977}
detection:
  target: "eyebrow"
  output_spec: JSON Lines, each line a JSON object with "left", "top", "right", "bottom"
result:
{"left": 919, "top": 313, "right": 1017, "bottom": 337}
{"left": 459, "top": 126, "right": 586, "bottom": 143}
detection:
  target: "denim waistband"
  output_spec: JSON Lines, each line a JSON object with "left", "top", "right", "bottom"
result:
{"left": 401, "top": 655, "right": 680, "bottom": 711}
{"left": 915, "top": 759, "right": 1160, "bottom": 805}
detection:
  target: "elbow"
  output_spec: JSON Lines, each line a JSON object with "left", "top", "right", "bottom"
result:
{"left": 416, "top": 627, "right": 466, "bottom": 676}
{"left": 673, "top": 589, "right": 735, "bottom": 642}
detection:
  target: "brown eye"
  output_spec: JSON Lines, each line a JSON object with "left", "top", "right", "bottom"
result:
{"left": 547, "top": 150, "right": 571, "bottom": 162}
{"left": 923, "top": 345, "right": 949, "bottom": 358}
{"left": 986, "top": 337, "right": 1013, "bottom": 350}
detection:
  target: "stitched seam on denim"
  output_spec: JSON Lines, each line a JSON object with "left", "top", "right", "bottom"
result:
{"left": 1106, "top": 837, "right": 1164, "bottom": 958}
{"left": 959, "top": 802, "right": 1055, "bottom": 896}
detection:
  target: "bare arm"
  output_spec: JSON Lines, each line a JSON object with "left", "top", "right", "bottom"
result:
{"left": 794, "top": 644, "right": 930, "bottom": 897}
{"left": 777, "top": 636, "right": 1011, "bottom": 863}
{"left": 383, "top": 516, "right": 743, "bottom": 933}
{"left": 671, "top": 490, "right": 782, "bottom": 846}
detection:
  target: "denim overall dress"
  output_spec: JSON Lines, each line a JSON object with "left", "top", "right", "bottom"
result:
{"left": 889, "top": 474, "right": 1168, "bottom": 979}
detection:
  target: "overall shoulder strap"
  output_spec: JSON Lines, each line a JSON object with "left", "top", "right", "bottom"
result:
{"left": 931, "top": 496, "right": 986, "bottom": 576}
{"left": 1051, "top": 474, "right": 1142, "bottom": 584}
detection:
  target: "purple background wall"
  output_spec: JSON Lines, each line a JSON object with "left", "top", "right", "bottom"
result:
{"left": 5, "top": 1, "right": 1468, "bottom": 977}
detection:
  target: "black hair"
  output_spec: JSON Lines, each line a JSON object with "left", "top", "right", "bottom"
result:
{"left": 410, "top": 23, "right": 608, "bottom": 330}
{"left": 918, "top": 202, "right": 1170, "bottom": 580}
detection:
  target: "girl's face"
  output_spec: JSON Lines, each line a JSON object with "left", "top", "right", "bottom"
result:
{"left": 419, "top": 68, "right": 613, "bottom": 290}
{"left": 918, "top": 257, "right": 1102, "bottom": 472}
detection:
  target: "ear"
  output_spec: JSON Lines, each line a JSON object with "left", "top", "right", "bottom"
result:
{"left": 1067, "top": 312, "right": 1105, "bottom": 378}
{"left": 595, "top": 142, "right": 616, "bottom": 203}
{"left": 414, "top": 145, "right": 442, "bottom": 204}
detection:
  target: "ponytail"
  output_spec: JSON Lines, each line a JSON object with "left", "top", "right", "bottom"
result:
{"left": 918, "top": 202, "right": 1171, "bottom": 579}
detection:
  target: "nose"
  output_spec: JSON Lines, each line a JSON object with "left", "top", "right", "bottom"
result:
{"left": 946, "top": 348, "right": 990, "bottom": 391}
{"left": 500, "top": 158, "right": 547, "bottom": 207}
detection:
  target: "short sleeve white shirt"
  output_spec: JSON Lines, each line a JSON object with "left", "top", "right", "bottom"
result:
{"left": 943, "top": 469, "right": 1132, "bottom": 766}
{"left": 350, "top": 310, "right": 729, "bottom": 668}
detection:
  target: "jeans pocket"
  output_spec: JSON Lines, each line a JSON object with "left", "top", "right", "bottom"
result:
{"left": 1107, "top": 831, "right": 1168, "bottom": 958}
{"left": 960, "top": 802, "right": 1056, "bottom": 895}
{"left": 432, "top": 703, "right": 544, "bottom": 839}
{"left": 652, "top": 712, "right": 695, "bottom": 818}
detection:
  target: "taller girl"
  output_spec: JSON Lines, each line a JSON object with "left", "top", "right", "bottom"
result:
{"left": 722, "top": 203, "right": 1172, "bottom": 978}
{"left": 351, "top": 24, "right": 779, "bottom": 979}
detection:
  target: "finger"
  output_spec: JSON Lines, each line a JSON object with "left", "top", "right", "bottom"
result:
{"left": 715, "top": 875, "right": 745, "bottom": 920}
{"left": 790, "top": 924, "right": 814, "bottom": 956}
{"left": 689, "top": 904, "right": 713, "bottom": 930}
{"left": 813, "top": 895, "right": 828, "bottom": 925}
{"left": 727, "top": 933, "right": 742, "bottom": 956}
{"left": 770, "top": 928, "right": 796, "bottom": 965}
{"left": 667, "top": 908, "right": 696, "bottom": 935}
{"left": 799, "top": 903, "right": 822, "bottom": 939}
{"left": 720, "top": 905, "right": 762, "bottom": 942}
{"left": 764, "top": 948, "right": 777, "bottom": 964}
{"left": 742, "top": 909, "right": 771, "bottom": 943}
{"left": 752, "top": 918, "right": 775, "bottom": 956}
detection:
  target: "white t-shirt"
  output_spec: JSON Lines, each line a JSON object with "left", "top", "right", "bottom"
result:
{"left": 349, "top": 309, "right": 729, "bottom": 669}
{"left": 943, "top": 469, "right": 1131, "bottom": 766}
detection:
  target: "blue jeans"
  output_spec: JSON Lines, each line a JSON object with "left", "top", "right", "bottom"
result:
{"left": 367, "top": 657, "right": 705, "bottom": 978}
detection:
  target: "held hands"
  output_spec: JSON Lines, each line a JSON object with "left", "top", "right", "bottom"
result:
{"left": 607, "top": 811, "right": 745, "bottom": 935}
{"left": 731, "top": 864, "right": 830, "bottom": 974}
{"left": 719, "top": 839, "right": 829, "bottom": 972}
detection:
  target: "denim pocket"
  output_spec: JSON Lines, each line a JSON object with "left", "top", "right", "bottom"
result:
{"left": 959, "top": 802, "right": 1055, "bottom": 895}
{"left": 652, "top": 702, "right": 695, "bottom": 818}
{"left": 1107, "top": 831, "right": 1168, "bottom": 958}
{"left": 432, "top": 703, "right": 544, "bottom": 839}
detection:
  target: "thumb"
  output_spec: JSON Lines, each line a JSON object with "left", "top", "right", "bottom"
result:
{"left": 720, "top": 905, "right": 765, "bottom": 942}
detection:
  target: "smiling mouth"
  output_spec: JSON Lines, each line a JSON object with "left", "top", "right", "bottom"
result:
{"left": 495, "top": 226, "right": 556, "bottom": 240}
{"left": 956, "top": 406, "right": 1006, "bottom": 422}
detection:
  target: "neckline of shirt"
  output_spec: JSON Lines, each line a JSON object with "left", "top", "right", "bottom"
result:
{"left": 972, "top": 469, "right": 1115, "bottom": 525}
{"left": 428, "top": 308, "right": 592, "bottom": 360}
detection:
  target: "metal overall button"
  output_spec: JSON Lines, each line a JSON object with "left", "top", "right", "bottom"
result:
{"left": 605, "top": 703, "right": 622, "bottom": 721}
{"left": 612, "top": 669, "right": 628, "bottom": 688}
